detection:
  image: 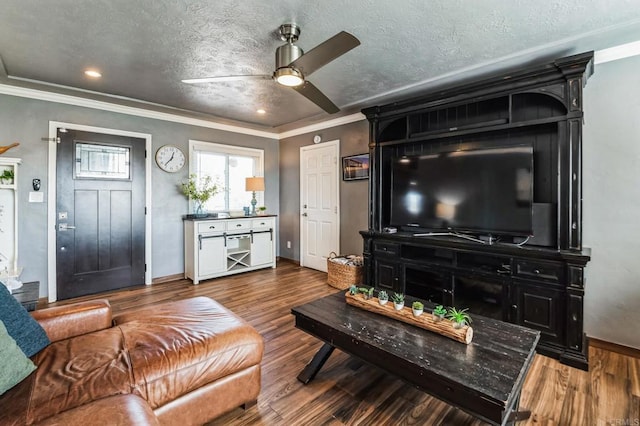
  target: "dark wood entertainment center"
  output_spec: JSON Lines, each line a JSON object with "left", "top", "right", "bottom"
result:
{"left": 361, "top": 52, "right": 593, "bottom": 370}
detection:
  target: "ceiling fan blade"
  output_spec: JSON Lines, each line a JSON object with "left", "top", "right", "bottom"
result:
{"left": 292, "top": 81, "right": 339, "bottom": 114}
{"left": 289, "top": 31, "right": 360, "bottom": 76}
{"left": 182, "top": 75, "right": 271, "bottom": 84}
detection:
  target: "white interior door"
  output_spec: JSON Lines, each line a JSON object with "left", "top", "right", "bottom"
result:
{"left": 300, "top": 141, "right": 340, "bottom": 272}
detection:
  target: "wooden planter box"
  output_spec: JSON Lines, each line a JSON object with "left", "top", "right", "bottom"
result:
{"left": 345, "top": 292, "right": 473, "bottom": 344}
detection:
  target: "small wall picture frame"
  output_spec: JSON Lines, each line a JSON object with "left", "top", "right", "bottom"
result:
{"left": 342, "top": 153, "right": 369, "bottom": 181}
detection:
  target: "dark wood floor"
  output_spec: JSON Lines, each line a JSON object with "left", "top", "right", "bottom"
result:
{"left": 44, "top": 261, "right": 640, "bottom": 425}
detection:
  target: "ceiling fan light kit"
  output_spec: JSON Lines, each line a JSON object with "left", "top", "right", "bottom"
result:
{"left": 274, "top": 67, "right": 304, "bottom": 87}
{"left": 182, "top": 23, "right": 360, "bottom": 114}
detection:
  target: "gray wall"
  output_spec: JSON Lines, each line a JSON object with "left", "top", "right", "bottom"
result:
{"left": 0, "top": 94, "right": 279, "bottom": 298}
{"left": 582, "top": 55, "right": 640, "bottom": 350}
{"left": 279, "top": 120, "right": 369, "bottom": 260}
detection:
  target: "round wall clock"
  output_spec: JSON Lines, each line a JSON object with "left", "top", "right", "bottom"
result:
{"left": 155, "top": 145, "right": 185, "bottom": 173}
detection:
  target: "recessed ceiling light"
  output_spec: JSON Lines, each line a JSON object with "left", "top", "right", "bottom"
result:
{"left": 257, "top": 109, "right": 266, "bottom": 114}
{"left": 84, "top": 69, "right": 102, "bottom": 78}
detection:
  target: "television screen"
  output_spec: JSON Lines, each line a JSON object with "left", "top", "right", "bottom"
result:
{"left": 390, "top": 145, "right": 533, "bottom": 236}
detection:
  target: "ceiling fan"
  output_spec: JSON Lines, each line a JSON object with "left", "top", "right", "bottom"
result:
{"left": 181, "top": 24, "right": 360, "bottom": 114}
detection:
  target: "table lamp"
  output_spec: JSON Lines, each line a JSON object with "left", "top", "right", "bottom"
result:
{"left": 245, "top": 177, "right": 265, "bottom": 215}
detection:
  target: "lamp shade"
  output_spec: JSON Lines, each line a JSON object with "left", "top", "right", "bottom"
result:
{"left": 245, "top": 177, "right": 265, "bottom": 192}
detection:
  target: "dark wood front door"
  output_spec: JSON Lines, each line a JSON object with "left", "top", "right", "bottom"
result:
{"left": 56, "top": 129, "right": 145, "bottom": 300}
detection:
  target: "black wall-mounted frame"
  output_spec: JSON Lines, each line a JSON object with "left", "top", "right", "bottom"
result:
{"left": 342, "top": 153, "right": 369, "bottom": 181}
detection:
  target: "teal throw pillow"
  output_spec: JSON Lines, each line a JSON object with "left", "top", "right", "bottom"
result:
{"left": 0, "top": 320, "right": 37, "bottom": 395}
{"left": 0, "top": 283, "right": 50, "bottom": 356}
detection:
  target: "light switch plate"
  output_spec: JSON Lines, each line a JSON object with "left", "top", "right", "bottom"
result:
{"left": 28, "top": 192, "right": 44, "bottom": 203}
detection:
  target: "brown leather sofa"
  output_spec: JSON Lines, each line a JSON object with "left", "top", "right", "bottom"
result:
{"left": 0, "top": 297, "right": 264, "bottom": 425}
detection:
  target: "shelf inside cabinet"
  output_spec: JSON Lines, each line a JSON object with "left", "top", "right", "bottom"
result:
{"left": 227, "top": 250, "right": 250, "bottom": 270}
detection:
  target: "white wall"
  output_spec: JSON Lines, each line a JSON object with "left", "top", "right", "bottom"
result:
{"left": 583, "top": 54, "right": 640, "bottom": 350}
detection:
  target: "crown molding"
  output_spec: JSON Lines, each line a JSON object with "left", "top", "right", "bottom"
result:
{"left": 594, "top": 40, "right": 640, "bottom": 64}
{"left": 0, "top": 81, "right": 366, "bottom": 140}
{"left": 0, "top": 83, "right": 280, "bottom": 140}
{"left": 278, "top": 112, "right": 366, "bottom": 139}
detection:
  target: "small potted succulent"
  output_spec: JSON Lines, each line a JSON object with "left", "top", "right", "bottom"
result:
{"left": 349, "top": 285, "right": 358, "bottom": 295}
{"left": 377, "top": 290, "right": 389, "bottom": 306}
{"left": 257, "top": 206, "right": 267, "bottom": 215}
{"left": 360, "top": 287, "right": 374, "bottom": 300}
{"left": 412, "top": 301, "right": 424, "bottom": 317}
{"left": 447, "top": 307, "right": 472, "bottom": 329}
{"left": 432, "top": 305, "right": 447, "bottom": 322}
{"left": 391, "top": 292, "right": 405, "bottom": 310}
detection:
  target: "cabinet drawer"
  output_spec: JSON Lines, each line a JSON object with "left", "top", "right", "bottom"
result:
{"left": 198, "top": 221, "right": 226, "bottom": 233}
{"left": 252, "top": 218, "right": 274, "bottom": 229}
{"left": 374, "top": 242, "right": 399, "bottom": 255}
{"left": 514, "top": 260, "right": 564, "bottom": 283}
{"left": 227, "top": 220, "right": 251, "bottom": 231}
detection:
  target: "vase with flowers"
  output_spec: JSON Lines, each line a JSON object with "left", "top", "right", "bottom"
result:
{"left": 180, "top": 174, "right": 221, "bottom": 217}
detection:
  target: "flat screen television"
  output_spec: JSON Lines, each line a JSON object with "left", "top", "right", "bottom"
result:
{"left": 390, "top": 145, "right": 533, "bottom": 236}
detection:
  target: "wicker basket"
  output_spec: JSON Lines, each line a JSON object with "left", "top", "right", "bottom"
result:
{"left": 327, "top": 252, "right": 363, "bottom": 290}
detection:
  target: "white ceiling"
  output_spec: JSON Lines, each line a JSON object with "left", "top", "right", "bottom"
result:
{"left": 1, "top": 1, "right": 639, "bottom": 133}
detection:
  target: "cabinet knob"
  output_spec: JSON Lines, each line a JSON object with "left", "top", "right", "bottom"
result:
{"left": 533, "top": 269, "right": 540, "bottom": 274}
{"left": 512, "top": 304, "right": 518, "bottom": 310}
{"left": 236, "top": 224, "right": 242, "bottom": 227}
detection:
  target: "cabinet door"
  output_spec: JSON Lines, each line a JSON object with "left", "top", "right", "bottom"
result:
{"left": 251, "top": 232, "right": 273, "bottom": 266}
{"left": 374, "top": 258, "right": 401, "bottom": 293}
{"left": 405, "top": 266, "right": 452, "bottom": 305}
{"left": 512, "top": 281, "right": 564, "bottom": 344}
{"left": 198, "top": 236, "right": 226, "bottom": 276}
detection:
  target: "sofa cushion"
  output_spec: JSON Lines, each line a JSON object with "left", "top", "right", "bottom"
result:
{"left": 0, "top": 284, "right": 50, "bottom": 357}
{"left": 114, "top": 297, "right": 264, "bottom": 409}
{"left": 0, "top": 320, "right": 36, "bottom": 396}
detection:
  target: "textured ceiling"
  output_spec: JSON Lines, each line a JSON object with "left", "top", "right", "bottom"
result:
{"left": 1, "top": 0, "right": 640, "bottom": 131}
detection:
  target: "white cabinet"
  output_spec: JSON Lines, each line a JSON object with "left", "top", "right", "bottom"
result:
{"left": 184, "top": 216, "right": 276, "bottom": 284}
{"left": 0, "top": 158, "right": 20, "bottom": 277}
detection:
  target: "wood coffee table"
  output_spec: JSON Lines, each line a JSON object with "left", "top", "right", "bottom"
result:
{"left": 292, "top": 292, "right": 540, "bottom": 426}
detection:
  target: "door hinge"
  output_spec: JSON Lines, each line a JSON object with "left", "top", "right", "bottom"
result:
{"left": 145, "top": 150, "right": 147, "bottom": 158}
{"left": 144, "top": 264, "right": 147, "bottom": 272}
{"left": 145, "top": 207, "right": 147, "bottom": 215}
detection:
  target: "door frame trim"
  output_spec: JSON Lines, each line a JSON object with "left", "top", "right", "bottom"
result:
{"left": 47, "top": 121, "right": 152, "bottom": 302}
{"left": 299, "top": 140, "right": 340, "bottom": 269}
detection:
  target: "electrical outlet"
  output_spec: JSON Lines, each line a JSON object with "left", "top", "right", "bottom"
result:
{"left": 287, "top": 241, "right": 291, "bottom": 249}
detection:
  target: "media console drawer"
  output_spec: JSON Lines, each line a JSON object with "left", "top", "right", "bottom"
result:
{"left": 374, "top": 242, "right": 399, "bottom": 255}
{"left": 514, "top": 260, "right": 563, "bottom": 283}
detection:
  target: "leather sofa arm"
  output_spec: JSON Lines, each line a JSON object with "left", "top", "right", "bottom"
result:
{"left": 31, "top": 300, "right": 112, "bottom": 343}
{"left": 33, "top": 394, "right": 160, "bottom": 426}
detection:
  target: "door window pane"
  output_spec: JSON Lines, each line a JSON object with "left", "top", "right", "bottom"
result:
{"left": 75, "top": 142, "right": 131, "bottom": 180}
